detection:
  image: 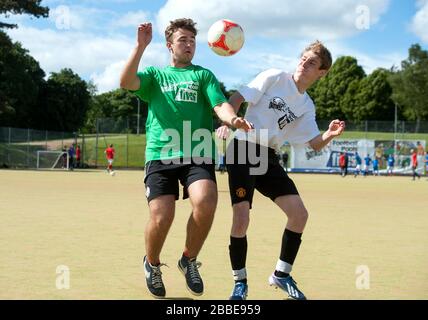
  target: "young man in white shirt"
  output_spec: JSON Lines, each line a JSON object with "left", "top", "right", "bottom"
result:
{"left": 217, "top": 41, "right": 345, "bottom": 300}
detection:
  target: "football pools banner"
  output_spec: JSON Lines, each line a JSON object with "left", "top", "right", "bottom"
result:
{"left": 290, "top": 139, "right": 426, "bottom": 174}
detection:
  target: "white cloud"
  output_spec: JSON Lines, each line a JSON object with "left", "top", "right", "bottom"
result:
{"left": 48, "top": 5, "right": 117, "bottom": 31}
{"left": 90, "top": 43, "right": 169, "bottom": 93}
{"left": 111, "top": 10, "right": 151, "bottom": 28}
{"left": 90, "top": 61, "right": 126, "bottom": 93}
{"left": 156, "top": 0, "right": 390, "bottom": 42}
{"left": 7, "top": 27, "right": 169, "bottom": 93}
{"left": 410, "top": 0, "right": 428, "bottom": 44}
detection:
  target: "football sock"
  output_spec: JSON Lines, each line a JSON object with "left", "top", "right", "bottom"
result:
{"left": 275, "top": 229, "right": 302, "bottom": 277}
{"left": 229, "top": 236, "right": 248, "bottom": 282}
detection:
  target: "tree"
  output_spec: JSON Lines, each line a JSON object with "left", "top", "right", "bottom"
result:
{"left": 351, "top": 68, "right": 395, "bottom": 121}
{"left": 0, "top": 30, "right": 45, "bottom": 127}
{"left": 309, "top": 56, "right": 366, "bottom": 120}
{"left": 389, "top": 44, "right": 428, "bottom": 131}
{"left": 0, "top": 0, "right": 49, "bottom": 29}
{"left": 40, "top": 69, "right": 91, "bottom": 132}
{"left": 84, "top": 88, "right": 144, "bottom": 133}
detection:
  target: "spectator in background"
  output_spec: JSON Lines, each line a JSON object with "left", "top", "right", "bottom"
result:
{"left": 411, "top": 149, "right": 420, "bottom": 181}
{"left": 281, "top": 151, "right": 289, "bottom": 172}
{"left": 344, "top": 152, "right": 349, "bottom": 176}
{"left": 218, "top": 150, "right": 226, "bottom": 174}
{"left": 76, "top": 145, "right": 81, "bottom": 168}
{"left": 372, "top": 157, "right": 379, "bottom": 176}
{"left": 375, "top": 144, "right": 384, "bottom": 168}
{"left": 386, "top": 154, "right": 395, "bottom": 176}
{"left": 424, "top": 150, "right": 428, "bottom": 179}
{"left": 363, "top": 154, "right": 372, "bottom": 177}
{"left": 62, "top": 145, "right": 68, "bottom": 169}
{"left": 68, "top": 144, "right": 75, "bottom": 170}
{"left": 354, "top": 151, "right": 362, "bottom": 177}
{"left": 339, "top": 152, "right": 347, "bottom": 177}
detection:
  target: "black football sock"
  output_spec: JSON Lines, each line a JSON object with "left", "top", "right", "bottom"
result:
{"left": 274, "top": 229, "right": 302, "bottom": 278}
{"left": 229, "top": 236, "right": 248, "bottom": 283}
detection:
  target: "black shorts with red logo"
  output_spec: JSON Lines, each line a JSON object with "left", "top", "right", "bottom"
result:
{"left": 226, "top": 139, "right": 299, "bottom": 207}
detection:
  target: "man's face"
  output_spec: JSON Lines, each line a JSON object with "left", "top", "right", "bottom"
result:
{"left": 295, "top": 50, "right": 327, "bottom": 83}
{"left": 167, "top": 28, "right": 196, "bottom": 65}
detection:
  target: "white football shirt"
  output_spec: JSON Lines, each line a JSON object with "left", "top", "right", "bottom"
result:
{"left": 235, "top": 68, "right": 320, "bottom": 150}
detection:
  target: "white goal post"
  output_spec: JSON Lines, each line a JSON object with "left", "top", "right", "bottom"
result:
{"left": 37, "top": 151, "right": 69, "bottom": 170}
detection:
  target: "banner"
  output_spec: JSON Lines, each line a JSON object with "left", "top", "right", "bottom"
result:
{"left": 290, "top": 139, "right": 425, "bottom": 174}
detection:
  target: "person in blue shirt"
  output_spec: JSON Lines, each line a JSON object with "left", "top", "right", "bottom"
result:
{"left": 372, "top": 157, "right": 379, "bottom": 176}
{"left": 387, "top": 154, "right": 395, "bottom": 176}
{"left": 218, "top": 151, "right": 226, "bottom": 173}
{"left": 425, "top": 151, "right": 428, "bottom": 178}
{"left": 68, "top": 144, "right": 75, "bottom": 170}
{"left": 354, "top": 152, "right": 362, "bottom": 177}
{"left": 363, "top": 154, "right": 372, "bottom": 177}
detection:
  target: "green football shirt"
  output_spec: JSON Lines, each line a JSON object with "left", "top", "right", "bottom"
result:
{"left": 131, "top": 65, "right": 227, "bottom": 163}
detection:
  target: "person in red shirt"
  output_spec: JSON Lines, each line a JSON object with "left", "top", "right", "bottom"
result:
{"left": 411, "top": 149, "right": 420, "bottom": 181}
{"left": 339, "top": 152, "right": 347, "bottom": 177}
{"left": 75, "top": 145, "right": 81, "bottom": 168}
{"left": 104, "top": 144, "right": 115, "bottom": 174}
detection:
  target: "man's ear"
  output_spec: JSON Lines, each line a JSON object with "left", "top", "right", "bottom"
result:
{"left": 166, "top": 42, "right": 173, "bottom": 53}
{"left": 318, "top": 69, "right": 328, "bottom": 79}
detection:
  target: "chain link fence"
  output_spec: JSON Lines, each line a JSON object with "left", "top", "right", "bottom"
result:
{"left": 1, "top": 118, "right": 428, "bottom": 169}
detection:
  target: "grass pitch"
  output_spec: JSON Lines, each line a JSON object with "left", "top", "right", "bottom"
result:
{"left": 0, "top": 169, "right": 427, "bottom": 300}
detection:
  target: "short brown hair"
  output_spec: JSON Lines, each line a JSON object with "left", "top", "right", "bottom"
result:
{"left": 165, "top": 18, "right": 198, "bottom": 42}
{"left": 303, "top": 40, "right": 332, "bottom": 70}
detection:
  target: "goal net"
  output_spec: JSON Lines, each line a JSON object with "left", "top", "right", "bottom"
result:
{"left": 37, "top": 151, "right": 69, "bottom": 170}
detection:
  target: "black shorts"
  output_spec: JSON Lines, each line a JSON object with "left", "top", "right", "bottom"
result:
{"left": 226, "top": 139, "right": 299, "bottom": 207}
{"left": 144, "top": 159, "right": 216, "bottom": 202}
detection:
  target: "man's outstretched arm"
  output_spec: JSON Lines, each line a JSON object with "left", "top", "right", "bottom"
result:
{"left": 120, "top": 23, "right": 152, "bottom": 90}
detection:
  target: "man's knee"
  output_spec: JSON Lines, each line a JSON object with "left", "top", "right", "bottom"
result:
{"left": 232, "top": 202, "right": 250, "bottom": 235}
{"left": 286, "top": 204, "right": 309, "bottom": 228}
{"left": 148, "top": 197, "right": 175, "bottom": 228}
{"left": 189, "top": 180, "right": 218, "bottom": 213}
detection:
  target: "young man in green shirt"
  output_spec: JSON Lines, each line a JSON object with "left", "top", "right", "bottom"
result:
{"left": 120, "top": 18, "right": 252, "bottom": 298}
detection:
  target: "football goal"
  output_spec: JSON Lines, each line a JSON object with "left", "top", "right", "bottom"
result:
{"left": 36, "top": 151, "right": 69, "bottom": 170}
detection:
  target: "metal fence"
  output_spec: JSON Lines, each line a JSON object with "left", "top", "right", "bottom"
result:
{"left": 0, "top": 127, "right": 76, "bottom": 169}
{"left": 1, "top": 118, "right": 428, "bottom": 169}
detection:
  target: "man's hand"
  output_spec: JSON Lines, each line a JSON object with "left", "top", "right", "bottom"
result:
{"left": 327, "top": 119, "right": 346, "bottom": 137}
{"left": 137, "top": 23, "right": 152, "bottom": 48}
{"left": 309, "top": 119, "right": 345, "bottom": 151}
{"left": 216, "top": 125, "right": 230, "bottom": 140}
{"left": 231, "top": 117, "right": 254, "bottom": 132}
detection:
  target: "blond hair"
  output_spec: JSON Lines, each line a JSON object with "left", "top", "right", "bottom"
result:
{"left": 303, "top": 40, "right": 332, "bottom": 70}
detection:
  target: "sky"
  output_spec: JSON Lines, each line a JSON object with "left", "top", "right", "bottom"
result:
{"left": 2, "top": 0, "right": 428, "bottom": 94}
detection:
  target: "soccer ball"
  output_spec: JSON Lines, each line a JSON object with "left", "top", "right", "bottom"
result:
{"left": 110, "top": 171, "right": 116, "bottom": 176}
{"left": 207, "top": 19, "right": 244, "bottom": 56}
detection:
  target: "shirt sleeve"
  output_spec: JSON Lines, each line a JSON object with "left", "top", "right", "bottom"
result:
{"left": 286, "top": 110, "right": 320, "bottom": 145}
{"left": 129, "top": 67, "right": 155, "bottom": 102}
{"left": 202, "top": 70, "right": 227, "bottom": 109}
{"left": 238, "top": 68, "right": 282, "bottom": 105}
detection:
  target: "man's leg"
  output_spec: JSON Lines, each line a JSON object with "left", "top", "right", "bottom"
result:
{"left": 146, "top": 195, "right": 176, "bottom": 264}
{"left": 178, "top": 179, "right": 217, "bottom": 296}
{"left": 229, "top": 201, "right": 250, "bottom": 300}
{"left": 185, "top": 179, "right": 217, "bottom": 257}
{"left": 143, "top": 194, "right": 176, "bottom": 298}
{"left": 268, "top": 194, "right": 308, "bottom": 300}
